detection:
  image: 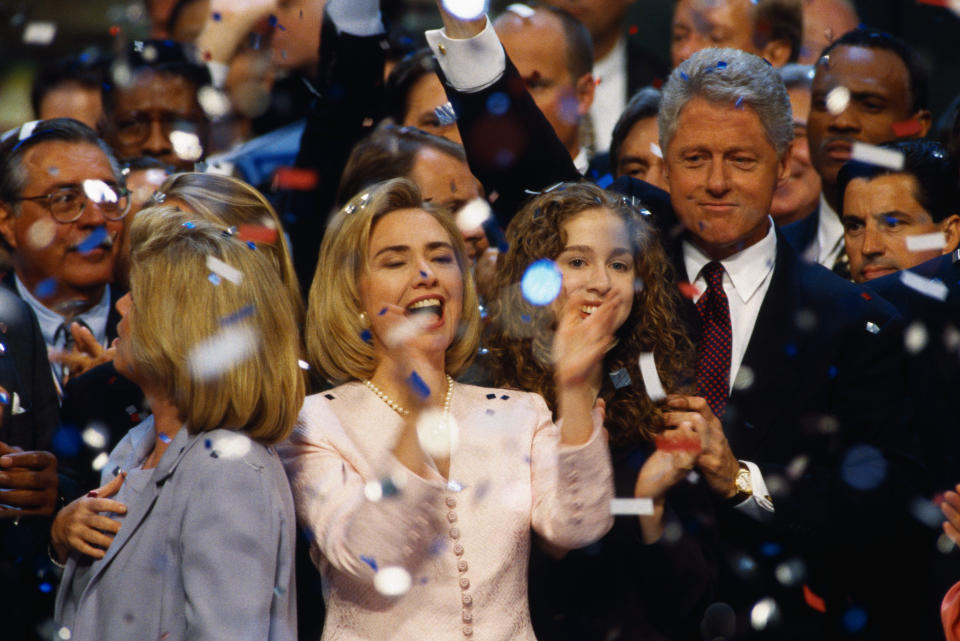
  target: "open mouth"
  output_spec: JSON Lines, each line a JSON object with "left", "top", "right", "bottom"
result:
{"left": 580, "top": 304, "right": 600, "bottom": 318}
{"left": 406, "top": 297, "right": 444, "bottom": 321}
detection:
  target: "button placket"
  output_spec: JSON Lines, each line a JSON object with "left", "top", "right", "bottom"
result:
{"left": 446, "top": 491, "right": 473, "bottom": 638}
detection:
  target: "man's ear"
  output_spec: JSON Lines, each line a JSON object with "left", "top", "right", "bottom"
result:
{"left": 574, "top": 72, "right": 596, "bottom": 117}
{"left": 776, "top": 143, "right": 794, "bottom": 189}
{"left": 759, "top": 38, "right": 792, "bottom": 68}
{"left": 939, "top": 214, "right": 960, "bottom": 255}
{"left": 0, "top": 204, "right": 18, "bottom": 250}
{"left": 912, "top": 109, "right": 933, "bottom": 138}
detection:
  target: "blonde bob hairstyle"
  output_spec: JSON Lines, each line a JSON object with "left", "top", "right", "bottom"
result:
{"left": 306, "top": 178, "right": 481, "bottom": 384}
{"left": 157, "top": 172, "right": 304, "bottom": 327}
{"left": 127, "top": 206, "right": 305, "bottom": 444}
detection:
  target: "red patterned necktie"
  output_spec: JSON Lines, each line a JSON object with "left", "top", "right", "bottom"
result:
{"left": 695, "top": 261, "right": 731, "bottom": 417}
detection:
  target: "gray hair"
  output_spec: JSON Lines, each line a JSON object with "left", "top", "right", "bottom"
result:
{"left": 777, "top": 63, "right": 815, "bottom": 91}
{"left": 659, "top": 48, "right": 794, "bottom": 158}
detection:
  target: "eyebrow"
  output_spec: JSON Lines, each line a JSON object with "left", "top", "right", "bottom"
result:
{"left": 373, "top": 241, "right": 455, "bottom": 258}
{"left": 561, "top": 245, "right": 632, "bottom": 257}
{"left": 618, "top": 155, "right": 651, "bottom": 167}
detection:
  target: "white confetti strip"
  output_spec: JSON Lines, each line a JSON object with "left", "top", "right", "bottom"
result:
{"left": 905, "top": 232, "right": 946, "bottom": 252}
{"left": 189, "top": 325, "right": 257, "bottom": 381}
{"left": 851, "top": 142, "right": 904, "bottom": 170}
{"left": 825, "top": 86, "right": 850, "bottom": 115}
{"left": 650, "top": 143, "right": 663, "bottom": 159}
{"left": 610, "top": 498, "right": 654, "bottom": 515}
{"left": 206, "top": 255, "right": 243, "bottom": 284}
{"left": 505, "top": 3, "right": 535, "bottom": 18}
{"left": 23, "top": 22, "right": 56, "bottom": 45}
{"left": 638, "top": 352, "right": 666, "bottom": 402}
{"left": 899, "top": 270, "right": 948, "bottom": 301}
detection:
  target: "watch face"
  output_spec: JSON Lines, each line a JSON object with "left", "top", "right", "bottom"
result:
{"left": 736, "top": 469, "right": 752, "bottom": 494}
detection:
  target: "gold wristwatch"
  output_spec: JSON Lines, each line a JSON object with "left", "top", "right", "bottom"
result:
{"left": 731, "top": 464, "right": 753, "bottom": 503}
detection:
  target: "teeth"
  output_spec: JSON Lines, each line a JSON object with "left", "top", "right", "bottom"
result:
{"left": 409, "top": 298, "right": 442, "bottom": 310}
{"left": 580, "top": 305, "right": 598, "bottom": 315}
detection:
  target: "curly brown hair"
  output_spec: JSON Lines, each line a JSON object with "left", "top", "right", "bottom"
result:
{"left": 487, "top": 182, "right": 696, "bottom": 447}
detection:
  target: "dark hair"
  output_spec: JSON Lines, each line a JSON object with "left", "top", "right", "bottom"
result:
{"left": 384, "top": 48, "right": 440, "bottom": 125}
{"left": 0, "top": 118, "right": 122, "bottom": 205}
{"left": 753, "top": 0, "right": 803, "bottom": 63}
{"left": 936, "top": 92, "right": 960, "bottom": 160}
{"left": 820, "top": 28, "right": 928, "bottom": 113}
{"left": 31, "top": 53, "right": 108, "bottom": 119}
{"left": 337, "top": 123, "right": 468, "bottom": 207}
{"left": 838, "top": 140, "right": 959, "bottom": 223}
{"left": 500, "top": 3, "right": 594, "bottom": 80}
{"left": 102, "top": 39, "right": 211, "bottom": 114}
{"left": 610, "top": 87, "right": 662, "bottom": 177}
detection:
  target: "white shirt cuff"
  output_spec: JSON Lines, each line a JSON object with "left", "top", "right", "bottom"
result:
{"left": 326, "top": 0, "right": 385, "bottom": 36}
{"left": 205, "top": 61, "right": 229, "bottom": 89}
{"left": 425, "top": 17, "right": 506, "bottom": 93}
{"left": 732, "top": 459, "right": 775, "bottom": 517}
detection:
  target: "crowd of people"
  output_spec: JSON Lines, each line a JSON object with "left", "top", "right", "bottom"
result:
{"left": 2, "top": 0, "right": 960, "bottom": 640}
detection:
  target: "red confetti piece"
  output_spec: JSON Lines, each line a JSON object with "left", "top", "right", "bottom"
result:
{"left": 652, "top": 77, "right": 664, "bottom": 89}
{"left": 916, "top": 0, "right": 949, "bottom": 6}
{"left": 628, "top": 25, "right": 639, "bottom": 36}
{"left": 803, "top": 584, "right": 826, "bottom": 613}
{"left": 678, "top": 282, "right": 700, "bottom": 299}
{"left": 236, "top": 224, "right": 279, "bottom": 244}
{"left": 272, "top": 167, "right": 318, "bottom": 191}
{"left": 203, "top": 50, "right": 212, "bottom": 61}
{"left": 654, "top": 435, "right": 701, "bottom": 453}
{"left": 891, "top": 118, "right": 923, "bottom": 137}
{"left": 109, "top": 25, "right": 120, "bottom": 37}
{"left": 860, "top": 291, "right": 872, "bottom": 301}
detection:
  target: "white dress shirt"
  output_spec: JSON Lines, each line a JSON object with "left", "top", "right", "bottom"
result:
{"left": 683, "top": 221, "right": 778, "bottom": 515}
{"left": 809, "top": 193, "right": 845, "bottom": 268}
{"left": 590, "top": 36, "right": 628, "bottom": 154}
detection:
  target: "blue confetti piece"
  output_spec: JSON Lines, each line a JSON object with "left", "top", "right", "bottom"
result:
{"left": 360, "top": 555, "right": 378, "bottom": 572}
{"left": 246, "top": 241, "right": 256, "bottom": 250}
{"left": 324, "top": 393, "right": 335, "bottom": 400}
{"left": 407, "top": 371, "right": 430, "bottom": 399}
{"left": 785, "top": 343, "right": 798, "bottom": 357}
{"left": 609, "top": 368, "right": 632, "bottom": 389}
{"left": 76, "top": 226, "right": 108, "bottom": 252}
{"left": 419, "top": 270, "right": 428, "bottom": 278}
{"left": 521, "top": 259, "right": 563, "bottom": 306}
{"left": 52, "top": 426, "right": 82, "bottom": 458}
{"left": 221, "top": 304, "right": 255, "bottom": 325}
{"left": 380, "top": 477, "right": 399, "bottom": 497}
{"left": 717, "top": 60, "right": 727, "bottom": 69}
{"left": 680, "top": 71, "right": 689, "bottom": 81}
{"left": 0, "top": 391, "right": 8, "bottom": 405}
{"left": 434, "top": 101, "right": 458, "bottom": 126}
{"left": 735, "top": 96, "right": 745, "bottom": 109}
{"left": 760, "top": 542, "right": 782, "bottom": 557}
{"left": 158, "top": 433, "right": 172, "bottom": 444}
{"left": 182, "top": 221, "right": 196, "bottom": 229}
{"left": 486, "top": 92, "right": 510, "bottom": 116}
{"left": 841, "top": 444, "right": 887, "bottom": 490}
{"left": 39, "top": 582, "right": 53, "bottom": 593}
{"left": 378, "top": 307, "right": 387, "bottom": 316}
{"left": 208, "top": 273, "right": 221, "bottom": 285}
{"left": 500, "top": 394, "right": 509, "bottom": 400}
{"left": 268, "top": 14, "right": 278, "bottom": 26}
{"left": 596, "top": 173, "right": 614, "bottom": 189}
{"left": 35, "top": 278, "right": 57, "bottom": 298}
{"left": 212, "top": 11, "right": 221, "bottom": 20}
{"left": 828, "top": 365, "right": 838, "bottom": 378}
{"left": 521, "top": 314, "right": 531, "bottom": 323}
{"left": 486, "top": 393, "right": 496, "bottom": 399}
{"left": 204, "top": 438, "right": 212, "bottom": 449}
{"left": 842, "top": 607, "right": 867, "bottom": 633}
{"left": 360, "top": 329, "right": 372, "bottom": 342}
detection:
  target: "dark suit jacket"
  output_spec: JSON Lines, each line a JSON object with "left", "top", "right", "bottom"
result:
{"left": 780, "top": 204, "right": 820, "bottom": 258}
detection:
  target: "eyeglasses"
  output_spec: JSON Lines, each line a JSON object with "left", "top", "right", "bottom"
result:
{"left": 14, "top": 180, "right": 131, "bottom": 223}
{"left": 114, "top": 114, "right": 203, "bottom": 146}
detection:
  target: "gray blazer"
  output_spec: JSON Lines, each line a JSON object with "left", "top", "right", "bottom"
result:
{"left": 55, "top": 419, "right": 297, "bottom": 641}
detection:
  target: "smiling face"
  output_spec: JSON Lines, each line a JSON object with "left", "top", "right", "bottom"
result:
{"left": 842, "top": 173, "right": 959, "bottom": 282}
{"left": 360, "top": 208, "right": 465, "bottom": 359}
{"left": 0, "top": 141, "right": 124, "bottom": 309}
{"left": 551, "top": 207, "right": 635, "bottom": 330}
{"left": 664, "top": 96, "right": 788, "bottom": 259}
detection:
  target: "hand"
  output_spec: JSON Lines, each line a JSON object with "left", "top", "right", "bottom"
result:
{"left": 48, "top": 323, "right": 115, "bottom": 383}
{"left": 551, "top": 289, "right": 623, "bottom": 390}
{"left": 435, "top": 0, "right": 488, "bottom": 39}
{"left": 50, "top": 472, "right": 127, "bottom": 562}
{"left": 0, "top": 440, "right": 59, "bottom": 517}
{"left": 634, "top": 422, "right": 701, "bottom": 543}
{"left": 665, "top": 395, "right": 739, "bottom": 499}
{"left": 943, "top": 483, "right": 960, "bottom": 547}
{"left": 196, "top": 0, "right": 279, "bottom": 63}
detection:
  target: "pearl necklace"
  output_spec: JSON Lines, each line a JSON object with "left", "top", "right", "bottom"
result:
{"left": 364, "top": 375, "right": 455, "bottom": 419}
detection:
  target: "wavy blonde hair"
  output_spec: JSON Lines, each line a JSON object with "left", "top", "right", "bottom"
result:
{"left": 306, "top": 178, "right": 481, "bottom": 384}
{"left": 487, "top": 182, "right": 696, "bottom": 446}
{"left": 128, "top": 206, "right": 305, "bottom": 444}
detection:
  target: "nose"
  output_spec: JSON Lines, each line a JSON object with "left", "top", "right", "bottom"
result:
{"left": 828, "top": 103, "right": 859, "bottom": 133}
{"left": 586, "top": 263, "right": 612, "bottom": 295}
{"left": 76, "top": 193, "right": 110, "bottom": 227}
{"left": 141, "top": 119, "right": 173, "bottom": 157}
{"left": 705, "top": 157, "right": 730, "bottom": 196}
{"left": 414, "top": 259, "right": 439, "bottom": 286}
{"left": 116, "top": 292, "right": 131, "bottom": 316}
{"left": 860, "top": 225, "right": 885, "bottom": 257}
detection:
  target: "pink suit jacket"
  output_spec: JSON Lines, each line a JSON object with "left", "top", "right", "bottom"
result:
{"left": 280, "top": 381, "right": 615, "bottom": 641}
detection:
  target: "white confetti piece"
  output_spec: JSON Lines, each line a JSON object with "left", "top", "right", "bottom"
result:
{"left": 416, "top": 409, "right": 460, "bottom": 460}
{"left": 904, "top": 321, "right": 928, "bottom": 354}
{"left": 206, "top": 255, "right": 243, "bottom": 284}
{"left": 505, "top": 3, "right": 535, "bottom": 18}
{"left": 851, "top": 142, "right": 904, "bottom": 170}
{"left": 455, "top": 198, "right": 491, "bottom": 231}
{"left": 91, "top": 452, "right": 109, "bottom": 472}
{"left": 197, "top": 85, "right": 232, "bottom": 119}
{"left": 374, "top": 566, "right": 412, "bottom": 596}
{"left": 610, "top": 498, "right": 654, "bottom": 515}
{"left": 864, "top": 321, "right": 880, "bottom": 334}
{"left": 649, "top": 143, "right": 663, "bottom": 159}
{"left": 825, "top": 86, "right": 850, "bottom": 115}
{"left": 26, "top": 218, "right": 56, "bottom": 249}
{"left": 169, "top": 130, "right": 203, "bottom": 162}
{"left": 638, "top": 352, "right": 666, "bottom": 402}
{"left": 189, "top": 325, "right": 257, "bottom": 381}
{"left": 23, "top": 22, "right": 56, "bottom": 45}
{"left": 208, "top": 432, "right": 252, "bottom": 459}
{"left": 899, "top": 270, "right": 948, "bottom": 301}
{"left": 81, "top": 424, "right": 109, "bottom": 449}
{"left": 905, "top": 232, "right": 946, "bottom": 252}
{"left": 442, "top": 0, "right": 487, "bottom": 19}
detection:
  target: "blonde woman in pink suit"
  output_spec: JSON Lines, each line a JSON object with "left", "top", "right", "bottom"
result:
{"left": 280, "top": 178, "right": 616, "bottom": 641}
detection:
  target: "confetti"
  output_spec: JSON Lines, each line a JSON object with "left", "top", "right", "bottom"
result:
{"left": 188, "top": 324, "right": 257, "bottom": 381}
{"left": 905, "top": 231, "right": 947, "bottom": 252}
{"left": 374, "top": 566, "right": 412, "bottom": 596}
{"left": 864, "top": 321, "right": 880, "bottom": 334}
{"left": 840, "top": 444, "right": 887, "bottom": 490}
{"left": 825, "top": 86, "right": 850, "bottom": 115}
{"left": 842, "top": 607, "right": 867, "bottom": 633}
{"left": 23, "top": 21, "right": 56, "bottom": 45}
{"left": 609, "top": 368, "right": 631, "bottom": 389}
{"left": 899, "top": 270, "right": 949, "bottom": 301}
{"left": 628, "top": 24, "right": 638, "bottom": 35}
{"left": 26, "top": 218, "right": 56, "bottom": 249}
{"left": 91, "top": 452, "right": 109, "bottom": 471}
{"left": 364, "top": 481, "right": 383, "bottom": 502}
{"left": 360, "top": 555, "right": 378, "bottom": 572}
{"left": 485, "top": 92, "right": 510, "bottom": 116}
{"left": 407, "top": 371, "right": 431, "bottom": 399}
{"left": 208, "top": 273, "right": 221, "bottom": 285}
{"left": 775, "top": 559, "right": 806, "bottom": 587}
{"left": 0, "top": 391, "right": 8, "bottom": 405}
{"left": 416, "top": 409, "right": 460, "bottom": 459}
{"left": 81, "top": 424, "right": 108, "bottom": 449}
{"left": 803, "top": 584, "right": 826, "bottom": 612}
{"left": 434, "top": 101, "right": 458, "bottom": 126}
{"left": 850, "top": 142, "right": 904, "bottom": 170}
{"left": 735, "top": 96, "right": 744, "bottom": 109}
{"left": 206, "top": 255, "right": 243, "bottom": 284}
{"left": 298, "top": 359, "right": 310, "bottom": 370}
{"left": 716, "top": 60, "right": 727, "bottom": 69}
{"left": 505, "top": 3, "right": 535, "bottom": 18}
{"left": 678, "top": 282, "right": 700, "bottom": 299}
{"left": 638, "top": 352, "right": 666, "bottom": 401}
{"left": 197, "top": 86, "right": 231, "bottom": 119}
{"left": 610, "top": 498, "right": 654, "bottom": 515}
{"left": 272, "top": 167, "right": 318, "bottom": 191}
{"left": 169, "top": 130, "right": 203, "bottom": 161}
{"left": 455, "top": 198, "right": 491, "bottom": 232}
{"left": 212, "top": 11, "right": 221, "bottom": 20}
{"left": 891, "top": 118, "right": 923, "bottom": 137}
{"left": 904, "top": 321, "right": 928, "bottom": 354}
{"left": 732, "top": 365, "right": 754, "bottom": 391}
{"left": 649, "top": 142, "right": 663, "bottom": 159}
{"left": 75, "top": 226, "right": 109, "bottom": 253}
{"left": 221, "top": 305, "right": 255, "bottom": 326}
{"left": 750, "top": 597, "right": 780, "bottom": 630}
{"left": 207, "top": 432, "right": 251, "bottom": 459}
{"left": 158, "top": 433, "right": 172, "bottom": 444}
{"left": 520, "top": 259, "right": 563, "bottom": 306}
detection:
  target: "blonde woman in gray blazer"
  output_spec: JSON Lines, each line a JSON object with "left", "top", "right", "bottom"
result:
{"left": 51, "top": 209, "right": 305, "bottom": 641}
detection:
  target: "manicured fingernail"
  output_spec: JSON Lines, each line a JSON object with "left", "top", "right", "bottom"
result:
{"left": 87, "top": 490, "right": 99, "bottom": 497}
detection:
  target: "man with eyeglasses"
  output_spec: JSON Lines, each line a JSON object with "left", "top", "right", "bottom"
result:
{"left": 0, "top": 118, "right": 128, "bottom": 390}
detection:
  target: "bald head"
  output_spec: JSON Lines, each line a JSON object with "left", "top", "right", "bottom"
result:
{"left": 799, "top": 0, "right": 859, "bottom": 63}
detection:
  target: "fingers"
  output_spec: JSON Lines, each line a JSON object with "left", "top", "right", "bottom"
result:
{"left": 96, "top": 471, "right": 127, "bottom": 499}
{"left": 0, "top": 449, "right": 57, "bottom": 472}
{"left": 87, "top": 498, "right": 127, "bottom": 516}
{"left": 0, "top": 439, "right": 19, "bottom": 456}
{"left": 71, "top": 322, "right": 103, "bottom": 358}
{"left": 0, "top": 489, "right": 55, "bottom": 508}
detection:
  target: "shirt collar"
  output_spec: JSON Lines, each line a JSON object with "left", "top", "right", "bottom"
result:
{"left": 573, "top": 146, "right": 590, "bottom": 175}
{"left": 817, "top": 193, "right": 845, "bottom": 261}
{"left": 594, "top": 35, "right": 626, "bottom": 77}
{"left": 14, "top": 275, "right": 111, "bottom": 348}
{"left": 683, "top": 219, "right": 778, "bottom": 305}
